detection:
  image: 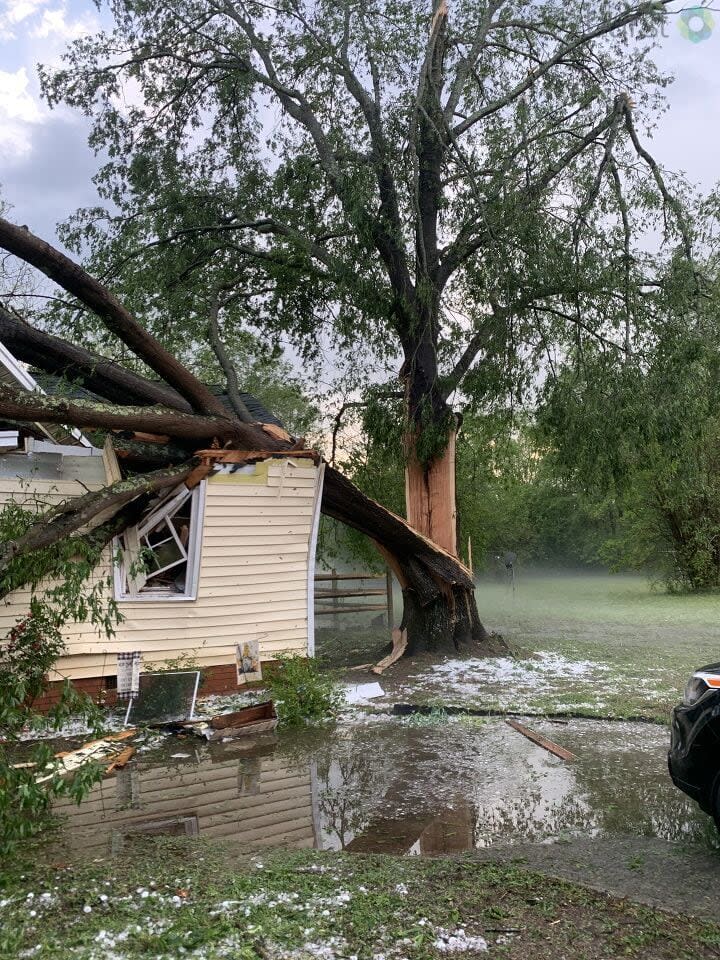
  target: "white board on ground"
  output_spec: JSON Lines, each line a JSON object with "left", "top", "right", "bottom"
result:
{"left": 344, "top": 682, "right": 384, "bottom": 705}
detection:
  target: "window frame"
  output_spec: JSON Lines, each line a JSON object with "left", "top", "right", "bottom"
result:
{"left": 113, "top": 480, "right": 206, "bottom": 603}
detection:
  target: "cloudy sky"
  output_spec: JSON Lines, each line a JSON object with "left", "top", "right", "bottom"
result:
{"left": 1, "top": 1, "right": 720, "bottom": 247}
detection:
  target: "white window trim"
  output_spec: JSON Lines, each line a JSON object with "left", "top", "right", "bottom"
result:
{"left": 305, "top": 462, "right": 325, "bottom": 657}
{"left": 113, "top": 480, "right": 206, "bottom": 602}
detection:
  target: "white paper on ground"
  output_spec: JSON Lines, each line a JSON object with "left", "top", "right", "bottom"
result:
{"left": 344, "top": 682, "right": 384, "bottom": 704}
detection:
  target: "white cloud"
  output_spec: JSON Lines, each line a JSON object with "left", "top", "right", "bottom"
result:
{"left": 30, "top": 4, "right": 98, "bottom": 41}
{"left": 0, "top": 67, "right": 44, "bottom": 160}
{"left": 0, "top": 0, "right": 50, "bottom": 39}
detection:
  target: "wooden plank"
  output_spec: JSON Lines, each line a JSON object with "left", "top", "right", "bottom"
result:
{"left": 504, "top": 719, "right": 576, "bottom": 762}
{"left": 315, "top": 588, "right": 387, "bottom": 598}
{"left": 201, "top": 542, "right": 311, "bottom": 557}
{"left": 209, "top": 701, "right": 276, "bottom": 729}
{"left": 315, "top": 604, "right": 387, "bottom": 615}
{"left": 203, "top": 510, "right": 314, "bottom": 524}
{"left": 314, "top": 573, "right": 384, "bottom": 582}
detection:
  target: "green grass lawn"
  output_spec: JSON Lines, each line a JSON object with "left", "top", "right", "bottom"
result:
{"left": 3, "top": 840, "right": 720, "bottom": 960}
{"left": 355, "top": 573, "right": 720, "bottom": 723}
{"left": 471, "top": 572, "right": 720, "bottom": 721}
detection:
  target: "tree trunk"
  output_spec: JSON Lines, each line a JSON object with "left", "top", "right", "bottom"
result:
{"left": 405, "top": 427, "right": 457, "bottom": 556}
{"left": 324, "top": 465, "right": 490, "bottom": 656}
{"left": 394, "top": 326, "right": 487, "bottom": 655}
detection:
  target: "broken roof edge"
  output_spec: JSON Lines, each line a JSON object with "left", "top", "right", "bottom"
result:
{"left": 193, "top": 448, "right": 320, "bottom": 465}
{"left": 0, "top": 341, "right": 92, "bottom": 448}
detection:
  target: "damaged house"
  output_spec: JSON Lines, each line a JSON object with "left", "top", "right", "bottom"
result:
{"left": 0, "top": 217, "right": 488, "bottom": 697}
{"left": 0, "top": 343, "right": 324, "bottom": 704}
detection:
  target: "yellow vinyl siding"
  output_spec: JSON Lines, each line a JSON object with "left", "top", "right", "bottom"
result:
{"left": 0, "top": 459, "right": 320, "bottom": 680}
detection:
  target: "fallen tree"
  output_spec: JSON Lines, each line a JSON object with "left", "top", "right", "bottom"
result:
{"left": 0, "top": 216, "right": 490, "bottom": 655}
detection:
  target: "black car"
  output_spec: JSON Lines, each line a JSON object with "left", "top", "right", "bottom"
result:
{"left": 669, "top": 662, "right": 720, "bottom": 825}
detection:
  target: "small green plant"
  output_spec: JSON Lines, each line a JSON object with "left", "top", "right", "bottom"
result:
{"left": 268, "top": 655, "right": 343, "bottom": 727}
{"left": 0, "top": 497, "right": 119, "bottom": 854}
{"left": 402, "top": 705, "right": 451, "bottom": 727}
{"left": 145, "top": 649, "right": 205, "bottom": 676}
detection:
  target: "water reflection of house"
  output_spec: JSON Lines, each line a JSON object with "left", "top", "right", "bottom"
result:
{"left": 52, "top": 746, "right": 318, "bottom": 858}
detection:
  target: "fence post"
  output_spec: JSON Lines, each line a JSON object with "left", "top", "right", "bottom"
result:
{"left": 332, "top": 568, "right": 338, "bottom": 625}
{"left": 385, "top": 567, "right": 394, "bottom": 628}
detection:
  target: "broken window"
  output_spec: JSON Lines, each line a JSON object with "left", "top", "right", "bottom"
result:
{"left": 115, "top": 484, "right": 204, "bottom": 600}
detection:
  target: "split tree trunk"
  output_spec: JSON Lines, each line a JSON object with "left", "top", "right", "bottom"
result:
{"left": 405, "top": 427, "right": 457, "bottom": 556}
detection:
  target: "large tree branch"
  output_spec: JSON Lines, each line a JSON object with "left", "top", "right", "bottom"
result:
{"left": 443, "top": 0, "right": 505, "bottom": 122}
{"left": 452, "top": 1, "right": 671, "bottom": 136}
{"left": 0, "top": 217, "right": 229, "bottom": 418}
{"left": 0, "top": 494, "right": 153, "bottom": 601}
{"left": 0, "top": 382, "right": 244, "bottom": 442}
{"left": 441, "top": 277, "right": 621, "bottom": 399}
{"left": 607, "top": 157, "right": 634, "bottom": 357}
{"left": 286, "top": 0, "right": 410, "bottom": 276}
{"left": 105, "top": 216, "right": 343, "bottom": 281}
{"left": 414, "top": 0, "right": 450, "bottom": 285}
{"left": 439, "top": 100, "right": 624, "bottom": 286}
{"left": 622, "top": 106, "right": 694, "bottom": 265}
{"left": 216, "top": 0, "right": 416, "bottom": 327}
{"left": 322, "top": 465, "right": 474, "bottom": 593}
{"left": 206, "top": 295, "right": 254, "bottom": 423}
{"left": 0, "top": 304, "right": 192, "bottom": 413}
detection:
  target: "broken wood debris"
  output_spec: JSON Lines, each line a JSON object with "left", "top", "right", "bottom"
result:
{"left": 504, "top": 719, "right": 577, "bottom": 762}
{"left": 36, "top": 729, "right": 138, "bottom": 783}
{"left": 194, "top": 448, "right": 319, "bottom": 464}
{"left": 162, "top": 700, "right": 279, "bottom": 742}
{"left": 372, "top": 628, "right": 408, "bottom": 675}
{"left": 105, "top": 745, "right": 136, "bottom": 774}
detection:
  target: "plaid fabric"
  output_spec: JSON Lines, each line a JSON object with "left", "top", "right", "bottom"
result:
{"left": 117, "top": 652, "right": 142, "bottom": 700}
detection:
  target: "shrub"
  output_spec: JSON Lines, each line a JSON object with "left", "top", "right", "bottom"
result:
{"left": 268, "top": 655, "right": 343, "bottom": 727}
{"left": 0, "top": 498, "right": 118, "bottom": 854}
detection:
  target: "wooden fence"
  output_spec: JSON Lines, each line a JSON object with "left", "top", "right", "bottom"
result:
{"left": 314, "top": 569, "right": 394, "bottom": 626}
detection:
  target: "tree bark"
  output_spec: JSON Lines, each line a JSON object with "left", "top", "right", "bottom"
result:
{"left": 0, "top": 383, "right": 243, "bottom": 442}
{"left": 0, "top": 305, "right": 193, "bottom": 412}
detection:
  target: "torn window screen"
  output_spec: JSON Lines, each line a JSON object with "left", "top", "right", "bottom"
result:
{"left": 116, "top": 484, "right": 203, "bottom": 599}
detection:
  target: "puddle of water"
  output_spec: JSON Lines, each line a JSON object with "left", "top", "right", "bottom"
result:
{"left": 42, "top": 716, "right": 720, "bottom": 862}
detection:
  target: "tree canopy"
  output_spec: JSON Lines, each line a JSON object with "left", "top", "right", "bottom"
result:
{"left": 41, "top": 0, "right": 691, "bottom": 433}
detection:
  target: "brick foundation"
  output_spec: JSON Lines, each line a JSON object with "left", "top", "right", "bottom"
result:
{"left": 31, "top": 662, "right": 249, "bottom": 713}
